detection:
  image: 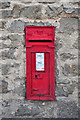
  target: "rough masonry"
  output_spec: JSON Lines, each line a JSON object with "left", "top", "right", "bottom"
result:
{"left": 0, "top": 0, "right": 79, "bottom": 119}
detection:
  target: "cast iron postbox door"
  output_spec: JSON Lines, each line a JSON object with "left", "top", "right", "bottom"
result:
{"left": 25, "top": 26, "right": 55, "bottom": 101}
{"left": 32, "top": 52, "right": 50, "bottom": 95}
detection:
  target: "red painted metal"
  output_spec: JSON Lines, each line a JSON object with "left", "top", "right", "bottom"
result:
{"left": 25, "top": 26, "right": 55, "bottom": 101}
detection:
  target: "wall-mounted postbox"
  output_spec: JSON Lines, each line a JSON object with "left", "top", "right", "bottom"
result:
{"left": 25, "top": 26, "right": 55, "bottom": 101}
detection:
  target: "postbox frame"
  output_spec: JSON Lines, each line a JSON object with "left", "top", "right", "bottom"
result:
{"left": 25, "top": 26, "right": 55, "bottom": 101}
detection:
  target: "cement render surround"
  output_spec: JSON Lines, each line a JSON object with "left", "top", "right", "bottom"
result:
{"left": 0, "top": 0, "right": 79, "bottom": 119}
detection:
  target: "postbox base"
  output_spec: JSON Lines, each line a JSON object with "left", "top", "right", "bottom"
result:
{"left": 26, "top": 96, "right": 55, "bottom": 101}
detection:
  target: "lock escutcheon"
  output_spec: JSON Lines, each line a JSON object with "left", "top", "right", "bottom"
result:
{"left": 35, "top": 74, "right": 37, "bottom": 78}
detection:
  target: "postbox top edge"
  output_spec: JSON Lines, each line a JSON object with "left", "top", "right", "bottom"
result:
{"left": 25, "top": 26, "right": 55, "bottom": 29}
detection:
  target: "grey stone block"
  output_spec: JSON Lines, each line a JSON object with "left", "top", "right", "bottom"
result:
{"left": 57, "top": 79, "right": 70, "bottom": 84}
{"left": 60, "top": 18, "right": 78, "bottom": 35}
{"left": 0, "top": 10, "right": 2, "bottom": 19}
{"left": 56, "top": 85, "right": 68, "bottom": 97}
{"left": 63, "top": 8, "right": 75, "bottom": 13}
{"left": 11, "top": 62, "right": 20, "bottom": 68}
{"left": 0, "top": 36, "right": 8, "bottom": 40}
{"left": 2, "top": 48, "right": 15, "bottom": 60}
{"left": 4, "top": 34, "right": 23, "bottom": 48}
{"left": 15, "top": 105, "right": 40, "bottom": 117}
{"left": 60, "top": 53, "right": 77, "bottom": 61}
{"left": 31, "top": 107, "right": 40, "bottom": 117}
{"left": 62, "top": 64, "right": 78, "bottom": 76}
{"left": 56, "top": 36, "right": 61, "bottom": 42}
{"left": 0, "top": 81, "right": 2, "bottom": 93}
{"left": 13, "top": 85, "right": 25, "bottom": 97}
{"left": 0, "top": 21, "right": 6, "bottom": 29}
{"left": 45, "top": 5, "right": 63, "bottom": 18}
{"left": 2, "top": 100, "right": 10, "bottom": 107}
{"left": 0, "top": 43, "right": 8, "bottom": 49}
{"left": 20, "top": 5, "right": 42, "bottom": 19}
{"left": 12, "top": 4, "right": 22, "bottom": 18}
{"left": 63, "top": 84, "right": 75, "bottom": 94}
{"left": 63, "top": 8, "right": 78, "bottom": 16}
{"left": 15, "top": 105, "right": 31, "bottom": 116}
{"left": 56, "top": 42, "right": 62, "bottom": 50}
{"left": 8, "top": 20, "right": 25, "bottom": 33}
{"left": 8, "top": 34, "right": 22, "bottom": 41}
{"left": 2, "top": 64, "right": 11, "bottom": 75}
{"left": 72, "top": 41, "right": 78, "bottom": 49}
{"left": 57, "top": 100, "right": 78, "bottom": 118}
{"left": 0, "top": 2, "right": 10, "bottom": 9}
{"left": 2, "top": 80, "right": 8, "bottom": 93}
{"left": 0, "top": 10, "right": 12, "bottom": 19}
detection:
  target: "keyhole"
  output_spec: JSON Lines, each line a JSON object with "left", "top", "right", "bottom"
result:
{"left": 35, "top": 75, "right": 37, "bottom": 78}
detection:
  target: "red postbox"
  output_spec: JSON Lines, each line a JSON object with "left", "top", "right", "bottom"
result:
{"left": 25, "top": 26, "right": 55, "bottom": 101}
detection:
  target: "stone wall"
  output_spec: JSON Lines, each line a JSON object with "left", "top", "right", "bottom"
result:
{"left": 0, "top": 0, "right": 79, "bottom": 119}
